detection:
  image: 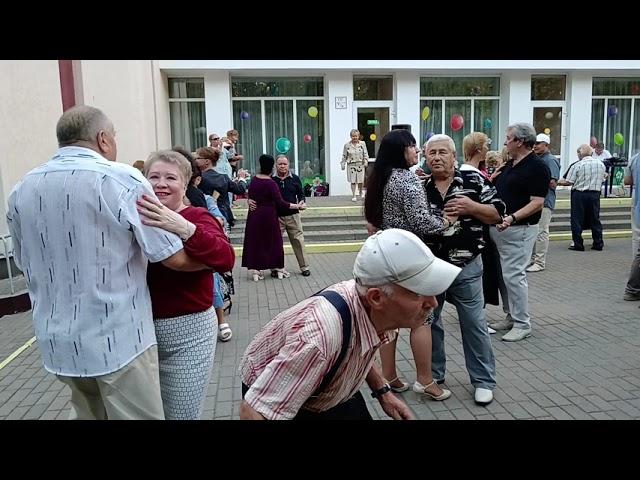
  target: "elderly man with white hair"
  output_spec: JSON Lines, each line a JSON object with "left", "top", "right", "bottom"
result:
{"left": 422, "top": 133, "right": 505, "bottom": 405}
{"left": 238, "top": 228, "right": 461, "bottom": 420}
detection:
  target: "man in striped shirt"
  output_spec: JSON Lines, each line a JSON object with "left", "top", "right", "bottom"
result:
{"left": 239, "top": 229, "right": 461, "bottom": 420}
{"left": 559, "top": 144, "right": 607, "bottom": 251}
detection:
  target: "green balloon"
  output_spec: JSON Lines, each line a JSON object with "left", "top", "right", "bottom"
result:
{"left": 275, "top": 137, "right": 291, "bottom": 153}
{"left": 614, "top": 132, "right": 624, "bottom": 146}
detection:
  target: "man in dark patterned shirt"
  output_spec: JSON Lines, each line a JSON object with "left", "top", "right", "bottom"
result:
{"left": 422, "top": 134, "right": 505, "bottom": 406}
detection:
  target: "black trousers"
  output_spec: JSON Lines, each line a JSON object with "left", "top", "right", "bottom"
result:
{"left": 241, "top": 383, "right": 373, "bottom": 420}
{"left": 571, "top": 190, "right": 603, "bottom": 249}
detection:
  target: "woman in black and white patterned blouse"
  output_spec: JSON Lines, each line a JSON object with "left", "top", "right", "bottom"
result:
{"left": 364, "top": 128, "right": 456, "bottom": 401}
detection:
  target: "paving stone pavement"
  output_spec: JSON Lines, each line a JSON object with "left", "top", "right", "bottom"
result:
{"left": 1, "top": 237, "right": 639, "bottom": 420}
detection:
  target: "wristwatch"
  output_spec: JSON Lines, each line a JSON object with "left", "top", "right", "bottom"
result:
{"left": 371, "top": 383, "right": 392, "bottom": 399}
{"left": 510, "top": 213, "right": 518, "bottom": 224}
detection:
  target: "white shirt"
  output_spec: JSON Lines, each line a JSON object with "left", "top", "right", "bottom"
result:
{"left": 566, "top": 156, "right": 607, "bottom": 191}
{"left": 592, "top": 149, "right": 612, "bottom": 162}
{"left": 6, "top": 147, "right": 183, "bottom": 377}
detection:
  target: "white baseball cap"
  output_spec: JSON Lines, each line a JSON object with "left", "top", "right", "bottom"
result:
{"left": 536, "top": 133, "right": 550, "bottom": 144}
{"left": 353, "top": 229, "right": 461, "bottom": 297}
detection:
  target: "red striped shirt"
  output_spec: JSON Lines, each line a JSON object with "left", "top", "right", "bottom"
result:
{"left": 239, "top": 280, "right": 392, "bottom": 420}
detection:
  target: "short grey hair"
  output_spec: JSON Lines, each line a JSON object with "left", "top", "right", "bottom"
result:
{"left": 144, "top": 150, "right": 192, "bottom": 188}
{"left": 56, "top": 105, "right": 113, "bottom": 147}
{"left": 425, "top": 134, "right": 456, "bottom": 154}
{"left": 577, "top": 144, "right": 594, "bottom": 157}
{"left": 506, "top": 123, "right": 537, "bottom": 148}
{"left": 276, "top": 154, "right": 289, "bottom": 162}
{"left": 355, "top": 283, "right": 395, "bottom": 297}
{"left": 350, "top": 129, "right": 360, "bottom": 136}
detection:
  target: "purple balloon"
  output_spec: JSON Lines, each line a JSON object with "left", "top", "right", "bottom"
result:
{"left": 425, "top": 131, "right": 435, "bottom": 140}
{"left": 608, "top": 105, "right": 618, "bottom": 117}
{"left": 240, "top": 111, "right": 250, "bottom": 120}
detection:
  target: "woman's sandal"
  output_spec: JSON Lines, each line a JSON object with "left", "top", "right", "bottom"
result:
{"left": 388, "top": 376, "right": 410, "bottom": 393}
{"left": 218, "top": 323, "right": 233, "bottom": 342}
{"left": 276, "top": 269, "right": 291, "bottom": 279}
{"left": 412, "top": 380, "right": 452, "bottom": 401}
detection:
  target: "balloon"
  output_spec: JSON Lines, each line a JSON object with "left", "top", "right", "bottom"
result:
{"left": 275, "top": 137, "right": 291, "bottom": 153}
{"left": 590, "top": 136, "right": 598, "bottom": 148}
{"left": 240, "top": 111, "right": 250, "bottom": 120}
{"left": 632, "top": 84, "right": 640, "bottom": 95}
{"left": 544, "top": 128, "right": 551, "bottom": 135}
{"left": 608, "top": 105, "right": 618, "bottom": 117}
{"left": 450, "top": 114, "right": 464, "bottom": 132}
{"left": 545, "top": 111, "right": 553, "bottom": 119}
{"left": 483, "top": 118, "right": 492, "bottom": 130}
{"left": 425, "top": 131, "right": 435, "bottom": 140}
{"left": 307, "top": 106, "right": 319, "bottom": 118}
{"left": 369, "top": 133, "right": 377, "bottom": 141}
{"left": 421, "top": 106, "right": 430, "bottom": 121}
{"left": 303, "top": 134, "right": 312, "bottom": 143}
{"left": 614, "top": 132, "right": 624, "bottom": 146}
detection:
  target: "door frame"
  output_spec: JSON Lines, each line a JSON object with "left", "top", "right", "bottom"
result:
{"left": 353, "top": 101, "right": 395, "bottom": 160}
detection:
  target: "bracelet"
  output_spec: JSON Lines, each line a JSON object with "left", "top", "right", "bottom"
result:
{"left": 510, "top": 213, "right": 518, "bottom": 224}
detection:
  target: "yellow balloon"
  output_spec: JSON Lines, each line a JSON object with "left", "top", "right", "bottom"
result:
{"left": 308, "top": 106, "right": 318, "bottom": 118}
{"left": 544, "top": 128, "right": 551, "bottom": 135}
{"left": 421, "top": 106, "right": 430, "bottom": 121}
{"left": 370, "top": 133, "right": 377, "bottom": 141}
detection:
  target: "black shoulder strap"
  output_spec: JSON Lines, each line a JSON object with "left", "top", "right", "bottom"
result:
{"left": 310, "top": 290, "right": 353, "bottom": 397}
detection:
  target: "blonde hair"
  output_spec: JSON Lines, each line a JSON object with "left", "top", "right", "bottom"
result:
{"left": 485, "top": 150, "right": 503, "bottom": 168}
{"left": 462, "top": 132, "right": 490, "bottom": 161}
{"left": 144, "top": 150, "right": 192, "bottom": 188}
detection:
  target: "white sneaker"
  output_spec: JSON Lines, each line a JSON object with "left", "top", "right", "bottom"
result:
{"left": 487, "top": 326, "right": 497, "bottom": 334}
{"left": 474, "top": 388, "right": 494, "bottom": 405}
{"left": 526, "top": 264, "right": 545, "bottom": 272}
{"left": 351, "top": 196, "right": 358, "bottom": 202}
{"left": 501, "top": 327, "right": 532, "bottom": 342}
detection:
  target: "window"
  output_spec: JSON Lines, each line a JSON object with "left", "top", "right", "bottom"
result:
{"left": 531, "top": 75, "right": 566, "bottom": 100}
{"left": 353, "top": 76, "right": 393, "bottom": 101}
{"left": 591, "top": 78, "right": 640, "bottom": 159}
{"left": 232, "top": 77, "right": 323, "bottom": 97}
{"left": 231, "top": 78, "right": 325, "bottom": 181}
{"left": 420, "top": 77, "right": 500, "bottom": 164}
{"left": 168, "top": 78, "right": 206, "bottom": 152}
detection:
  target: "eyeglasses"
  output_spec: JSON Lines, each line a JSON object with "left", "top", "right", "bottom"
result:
{"left": 209, "top": 137, "right": 220, "bottom": 141}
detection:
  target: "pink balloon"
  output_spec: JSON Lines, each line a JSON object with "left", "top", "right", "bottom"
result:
{"left": 450, "top": 114, "right": 464, "bottom": 132}
{"left": 590, "top": 136, "right": 598, "bottom": 148}
{"left": 303, "top": 134, "right": 312, "bottom": 143}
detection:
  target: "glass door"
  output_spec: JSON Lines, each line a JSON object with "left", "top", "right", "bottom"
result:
{"left": 354, "top": 105, "right": 391, "bottom": 159}
{"left": 532, "top": 103, "right": 565, "bottom": 161}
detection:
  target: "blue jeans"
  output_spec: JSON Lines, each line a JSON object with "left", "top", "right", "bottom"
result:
{"left": 431, "top": 256, "right": 496, "bottom": 390}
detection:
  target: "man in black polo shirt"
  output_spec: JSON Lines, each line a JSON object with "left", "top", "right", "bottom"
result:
{"left": 489, "top": 123, "right": 551, "bottom": 342}
{"left": 422, "top": 134, "right": 505, "bottom": 405}
{"left": 248, "top": 155, "right": 311, "bottom": 277}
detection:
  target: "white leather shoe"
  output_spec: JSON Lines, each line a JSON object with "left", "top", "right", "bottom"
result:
{"left": 474, "top": 388, "right": 494, "bottom": 405}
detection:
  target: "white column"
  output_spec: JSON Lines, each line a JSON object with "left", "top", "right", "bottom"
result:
{"left": 565, "top": 72, "right": 593, "bottom": 174}
{"left": 500, "top": 71, "right": 532, "bottom": 137}
{"left": 204, "top": 71, "right": 232, "bottom": 139}
{"left": 395, "top": 72, "right": 420, "bottom": 138}
{"left": 326, "top": 72, "right": 354, "bottom": 196}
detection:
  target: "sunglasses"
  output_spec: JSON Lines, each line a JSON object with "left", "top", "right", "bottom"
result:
{"left": 210, "top": 137, "right": 220, "bottom": 141}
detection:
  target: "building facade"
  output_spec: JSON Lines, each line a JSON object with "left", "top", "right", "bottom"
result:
{"left": 2, "top": 59, "right": 640, "bottom": 233}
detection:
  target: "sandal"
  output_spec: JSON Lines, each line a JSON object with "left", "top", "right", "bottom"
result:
{"left": 412, "top": 380, "right": 451, "bottom": 401}
{"left": 218, "top": 323, "right": 233, "bottom": 342}
{"left": 276, "top": 269, "right": 291, "bottom": 279}
{"left": 388, "top": 377, "right": 410, "bottom": 393}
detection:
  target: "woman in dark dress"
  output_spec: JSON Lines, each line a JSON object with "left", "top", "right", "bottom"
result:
{"left": 242, "top": 154, "right": 306, "bottom": 281}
